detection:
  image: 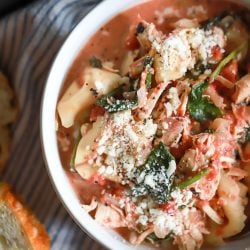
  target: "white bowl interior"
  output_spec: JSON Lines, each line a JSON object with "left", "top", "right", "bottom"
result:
{"left": 41, "top": 0, "right": 250, "bottom": 249}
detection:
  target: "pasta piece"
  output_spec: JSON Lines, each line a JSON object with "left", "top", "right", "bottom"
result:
{"left": 82, "top": 197, "right": 98, "bottom": 213}
{"left": 154, "top": 53, "right": 189, "bottom": 83}
{"left": 74, "top": 117, "right": 105, "bottom": 179}
{"left": 234, "top": 73, "right": 250, "bottom": 104}
{"left": 95, "top": 203, "right": 126, "bottom": 228}
{"left": 57, "top": 67, "right": 125, "bottom": 128}
{"left": 217, "top": 173, "right": 247, "bottom": 238}
{"left": 120, "top": 50, "right": 139, "bottom": 76}
{"left": 171, "top": 18, "right": 199, "bottom": 29}
{"left": 130, "top": 228, "right": 154, "bottom": 245}
{"left": 75, "top": 164, "right": 99, "bottom": 180}
{"left": 201, "top": 202, "right": 223, "bottom": 225}
{"left": 134, "top": 81, "right": 168, "bottom": 120}
{"left": 204, "top": 85, "right": 225, "bottom": 109}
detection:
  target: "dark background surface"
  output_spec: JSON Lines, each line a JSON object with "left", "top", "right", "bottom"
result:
{"left": 0, "top": 0, "right": 35, "bottom": 17}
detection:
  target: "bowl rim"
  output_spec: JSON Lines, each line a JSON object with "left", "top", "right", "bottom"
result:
{"left": 40, "top": 0, "right": 250, "bottom": 249}
{"left": 40, "top": 1, "right": 147, "bottom": 250}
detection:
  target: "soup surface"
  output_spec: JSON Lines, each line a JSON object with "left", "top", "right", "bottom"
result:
{"left": 56, "top": 0, "right": 250, "bottom": 249}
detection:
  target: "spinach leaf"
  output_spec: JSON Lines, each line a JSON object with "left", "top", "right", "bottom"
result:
{"left": 176, "top": 168, "right": 210, "bottom": 189}
{"left": 245, "top": 127, "right": 250, "bottom": 142}
{"left": 188, "top": 43, "right": 246, "bottom": 122}
{"left": 132, "top": 142, "right": 176, "bottom": 204}
{"left": 187, "top": 81, "right": 222, "bottom": 122}
{"left": 89, "top": 56, "right": 102, "bottom": 68}
{"left": 96, "top": 85, "right": 137, "bottom": 113}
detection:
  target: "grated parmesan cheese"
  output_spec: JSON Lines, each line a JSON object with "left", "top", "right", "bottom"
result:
{"left": 147, "top": 23, "right": 225, "bottom": 82}
{"left": 95, "top": 111, "right": 157, "bottom": 182}
{"left": 187, "top": 5, "right": 207, "bottom": 17}
{"left": 154, "top": 7, "right": 181, "bottom": 25}
{"left": 164, "top": 87, "right": 181, "bottom": 117}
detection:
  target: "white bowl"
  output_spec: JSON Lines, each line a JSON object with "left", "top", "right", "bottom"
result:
{"left": 41, "top": 0, "right": 250, "bottom": 249}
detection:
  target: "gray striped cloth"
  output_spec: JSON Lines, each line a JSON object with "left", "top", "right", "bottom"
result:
{"left": 0, "top": 0, "right": 105, "bottom": 249}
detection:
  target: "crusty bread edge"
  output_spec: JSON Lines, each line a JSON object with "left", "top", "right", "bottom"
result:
{"left": 0, "top": 183, "right": 51, "bottom": 250}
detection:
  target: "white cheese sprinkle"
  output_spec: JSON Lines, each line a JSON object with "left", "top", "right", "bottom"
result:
{"left": 95, "top": 111, "right": 157, "bottom": 182}
{"left": 167, "top": 160, "right": 176, "bottom": 177}
{"left": 187, "top": 5, "right": 207, "bottom": 17}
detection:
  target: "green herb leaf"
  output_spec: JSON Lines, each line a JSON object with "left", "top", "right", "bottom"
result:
{"left": 70, "top": 133, "right": 81, "bottom": 170}
{"left": 189, "top": 81, "right": 209, "bottom": 100}
{"left": 177, "top": 168, "right": 210, "bottom": 189}
{"left": 210, "top": 42, "right": 247, "bottom": 80}
{"left": 145, "top": 73, "right": 152, "bottom": 88}
{"left": 96, "top": 85, "right": 137, "bottom": 113}
{"left": 89, "top": 56, "right": 102, "bottom": 68}
{"left": 132, "top": 142, "right": 176, "bottom": 204}
{"left": 188, "top": 97, "right": 222, "bottom": 122}
{"left": 187, "top": 81, "right": 222, "bottom": 122}
{"left": 143, "top": 56, "right": 153, "bottom": 89}
{"left": 245, "top": 127, "right": 250, "bottom": 142}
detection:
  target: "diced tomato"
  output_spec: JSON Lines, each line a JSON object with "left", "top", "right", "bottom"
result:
{"left": 221, "top": 60, "right": 238, "bottom": 82}
{"left": 125, "top": 35, "right": 140, "bottom": 50}
{"left": 170, "top": 136, "right": 192, "bottom": 159}
{"left": 90, "top": 105, "right": 105, "bottom": 122}
{"left": 212, "top": 46, "right": 223, "bottom": 61}
{"left": 88, "top": 173, "right": 107, "bottom": 186}
{"left": 159, "top": 202, "right": 175, "bottom": 213}
{"left": 111, "top": 185, "right": 126, "bottom": 197}
{"left": 206, "top": 168, "right": 217, "bottom": 181}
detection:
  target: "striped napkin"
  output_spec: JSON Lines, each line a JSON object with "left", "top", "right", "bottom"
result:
{"left": 0, "top": 0, "right": 105, "bottom": 249}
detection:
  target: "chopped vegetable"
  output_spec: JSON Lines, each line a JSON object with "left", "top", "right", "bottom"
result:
{"left": 144, "top": 56, "right": 153, "bottom": 88}
{"left": 187, "top": 81, "right": 222, "bottom": 122}
{"left": 210, "top": 42, "right": 247, "bottom": 81}
{"left": 96, "top": 85, "right": 137, "bottom": 113}
{"left": 245, "top": 127, "right": 250, "bottom": 142}
{"left": 147, "top": 232, "right": 172, "bottom": 243}
{"left": 145, "top": 73, "right": 152, "bottom": 88}
{"left": 70, "top": 133, "right": 81, "bottom": 170}
{"left": 205, "top": 129, "right": 215, "bottom": 134}
{"left": 132, "top": 142, "right": 176, "bottom": 204}
{"left": 89, "top": 56, "right": 102, "bottom": 68}
{"left": 177, "top": 168, "right": 210, "bottom": 189}
{"left": 186, "top": 62, "right": 212, "bottom": 80}
{"left": 144, "top": 56, "right": 153, "bottom": 67}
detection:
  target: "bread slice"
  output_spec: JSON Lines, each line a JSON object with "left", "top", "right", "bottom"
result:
{"left": 0, "top": 183, "right": 50, "bottom": 250}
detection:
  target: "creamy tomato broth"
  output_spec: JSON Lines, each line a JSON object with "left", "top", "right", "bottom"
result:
{"left": 57, "top": 0, "right": 250, "bottom": 249}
